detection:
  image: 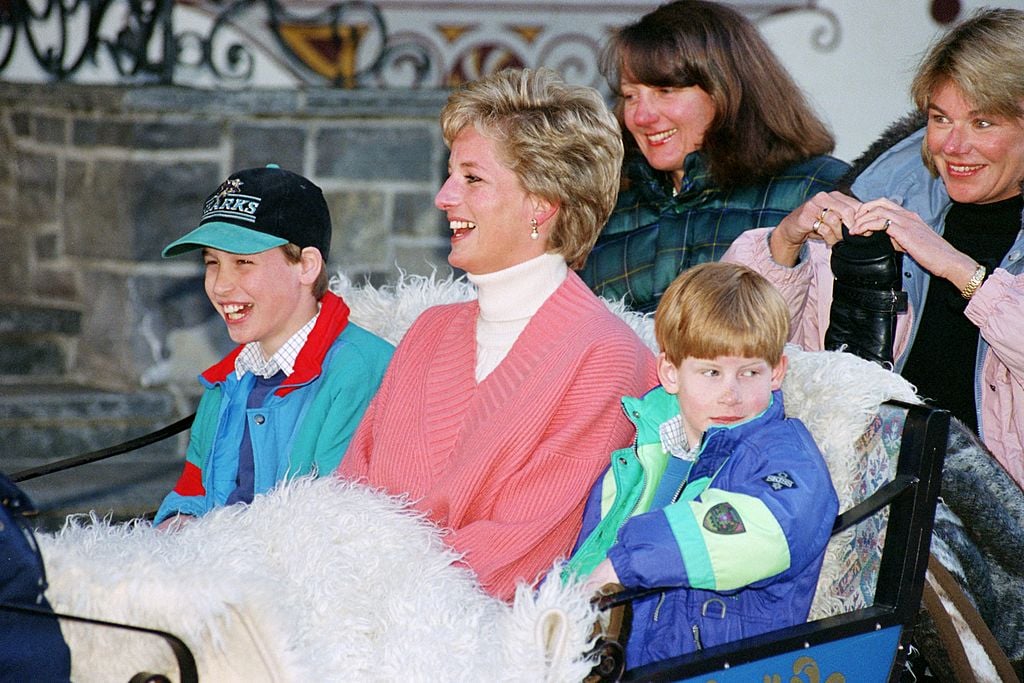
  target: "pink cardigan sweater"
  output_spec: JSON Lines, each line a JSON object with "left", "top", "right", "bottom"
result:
{"left": 340, "top": 271, "right": 657, "bottom": 600}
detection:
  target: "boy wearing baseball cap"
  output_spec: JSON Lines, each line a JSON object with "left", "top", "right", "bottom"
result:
{"left": 154, "top": 165, "right": 394, "bottom": 528}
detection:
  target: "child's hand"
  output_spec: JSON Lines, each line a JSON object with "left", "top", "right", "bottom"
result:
{"left": 583, "top": 558, "right": 621, "bottom": 595}
{"left": 155, "top": 514, "right": 195, "bottom": 532}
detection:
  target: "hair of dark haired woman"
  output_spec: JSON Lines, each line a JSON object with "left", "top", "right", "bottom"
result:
{"left": 602, "top": 0, "right": 836, "bottom": 188}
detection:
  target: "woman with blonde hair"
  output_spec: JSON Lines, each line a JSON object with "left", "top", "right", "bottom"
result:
{"left": 726, "top": 7, "right": 1024, "bottom": 487}
{"left": 340, "top": 68, "right": 657, "bottom": 601}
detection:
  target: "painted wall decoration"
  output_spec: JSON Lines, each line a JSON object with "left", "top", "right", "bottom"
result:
{"left": 0, "top": 0, "right": 860, "bottom": 89}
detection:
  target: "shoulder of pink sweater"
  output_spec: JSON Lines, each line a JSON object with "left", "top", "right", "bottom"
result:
{"left": 550, "top": 273, "right": 653, "bottom": 347}
{"left": 399, "top": 299, "right": 474, "bottom": 338}
{"left": 415, "top": 299, "right": 476, "bottom": 322}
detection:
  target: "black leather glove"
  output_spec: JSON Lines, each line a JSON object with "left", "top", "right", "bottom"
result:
{"left": 824, "top": 226, "right": 908, "bottom": 366}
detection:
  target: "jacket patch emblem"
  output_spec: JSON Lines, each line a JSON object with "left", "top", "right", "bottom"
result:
{"left": 702, "top": 502, "right": 746, "bottom": 535}
{"left": 763, "top": 471, "right": 797, "bottom": 491}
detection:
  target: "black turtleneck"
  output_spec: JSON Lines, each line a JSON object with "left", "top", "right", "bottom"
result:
{"left": 901, "top": 194, "right": 1022, "bottom": 433}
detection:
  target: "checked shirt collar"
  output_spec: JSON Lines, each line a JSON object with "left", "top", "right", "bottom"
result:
{"left": 234, "top": 309, "right": 320, "bottom": 379}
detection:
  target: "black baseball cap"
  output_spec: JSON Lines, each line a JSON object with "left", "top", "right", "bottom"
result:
{"left": 162, "top": 164, "right": 332, "bottom": 260}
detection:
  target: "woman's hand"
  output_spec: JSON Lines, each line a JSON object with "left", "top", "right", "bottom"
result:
{"left": 853, "top": 198, "right": 980, "bottom": 291}
{"left": 769, "top": 191, "right": 861, "bottom": 266}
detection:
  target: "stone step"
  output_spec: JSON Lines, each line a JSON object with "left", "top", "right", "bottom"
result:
{"left": 0, "top": 302, "right": 81, "bottom": 335}
{"left": 0, "top": 335, "right": 73, "bottom": 376}
{"left": 1, "top": 382, "right": 192, "bottom": 531}
{"left": 0, "top": 302, "right": 82, "bottom": 377}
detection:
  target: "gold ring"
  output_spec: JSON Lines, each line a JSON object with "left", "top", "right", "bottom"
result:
{"left": 819, "top": 207, "right": 830, "bottom": 221}
{"left": 812, "top": 218, "right": 823, "bottom": 232}
{"left": 883, "top": 218, "right": 892, "bottom": 230}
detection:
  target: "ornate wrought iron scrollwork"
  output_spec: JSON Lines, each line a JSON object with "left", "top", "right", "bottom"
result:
{"left": 0, "top": 0, "right": 431, "bottom": 87}
{"left": 804, "top": 6, "right": 841, "bottom": 52}
{"left": 261, "top": 0, "right": 430, "bottom": 88}
{"left": 0, "top": 0, "right": 173, "bottom": 81}
{"left": 1, "top": 0, "right": 843, "bottom": 88}
{"left": 757, "top": 2, "right": 841, "bottom": 53}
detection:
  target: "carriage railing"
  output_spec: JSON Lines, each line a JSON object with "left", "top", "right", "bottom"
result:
{"left": 10, "top": 413, "right": 195, "bottom": 485}
{"left": 4, "top": 428, "right": 201, "bottom": 683}
{"left": 0, "top": 602, "right": 199, "bottom": 683}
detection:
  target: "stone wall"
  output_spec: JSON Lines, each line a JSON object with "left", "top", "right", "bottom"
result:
{"left": 0, "top": 82, "right": 453, "bottom": 390}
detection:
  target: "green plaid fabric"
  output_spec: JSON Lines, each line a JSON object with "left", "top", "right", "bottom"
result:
{"left": 581, "top": 152, "right": 850, "bottom": 313}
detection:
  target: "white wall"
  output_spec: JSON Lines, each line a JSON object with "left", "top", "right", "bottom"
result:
{"left": 761, "top": 0, "right": 1024, "bottom": 162}
{"left": 4, "top": 0, "right": 1023, "bottom": 162}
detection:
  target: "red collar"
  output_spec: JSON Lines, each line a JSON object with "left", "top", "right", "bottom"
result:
{"left": 201, "top": 292, "right": 351, "bottom": 396}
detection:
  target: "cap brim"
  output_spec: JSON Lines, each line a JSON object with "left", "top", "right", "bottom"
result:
{"left": 162, "top": 222, "right": 289, "bottom": 257}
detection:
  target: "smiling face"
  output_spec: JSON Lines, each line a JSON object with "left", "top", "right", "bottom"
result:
{"left": 926, "top": 81, "right": 1024, "bottom": 204}
{"left": 659, "top": 353, "right": 786, "bottom": 447}
{"left": 620, "top": 81, "right": 717, "bottom": 190}
{"left": 434, "top": 126, "right": 550, "bottom": 275}
{"left": 203, "top": 246, "right": 319, "bottom": 357}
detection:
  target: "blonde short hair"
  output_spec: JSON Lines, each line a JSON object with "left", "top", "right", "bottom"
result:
{"left": 655, "top": 262, "right": 789, "bottom": 367}
{"left": 439, "top": 68, "right": 624, "bottom": 269}
{"left": 911, "top": 8, "right": 1024, "bottom": 174}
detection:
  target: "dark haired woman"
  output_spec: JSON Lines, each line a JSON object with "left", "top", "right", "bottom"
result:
{"left": 582, "top": 0, "right": 849, "bottom": 313}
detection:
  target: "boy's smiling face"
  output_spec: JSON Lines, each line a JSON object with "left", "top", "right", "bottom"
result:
{"left": 658, "top": 353, "right": 787, "bottom": 447}
{"left": 203, "top": 246, "right": 319, "bottom": 357}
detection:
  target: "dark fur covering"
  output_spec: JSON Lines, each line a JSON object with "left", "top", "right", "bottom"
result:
{"left": 918, "top": 419, "right": 1024, "bottom": 678}
{"left": 836, "top": 111, "right": 928, "bottom": 195}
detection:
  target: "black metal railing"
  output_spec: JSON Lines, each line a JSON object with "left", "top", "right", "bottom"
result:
{"left": 0, "top": 0, "right": 431, "bottom": 87}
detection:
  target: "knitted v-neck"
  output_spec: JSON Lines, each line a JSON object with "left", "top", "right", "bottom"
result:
{"left": 468, "top": 253, "right": 568, "bottom": 380}
{"left": 420, "top": 271, "right": 602, "bottom": 470}
{"left": 340, "top": 269, "right": 659, "bottom": 599}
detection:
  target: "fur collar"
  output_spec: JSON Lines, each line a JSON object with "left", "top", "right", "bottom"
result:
{"left": 837, "top": 111, "right": 927, "bottom": 194}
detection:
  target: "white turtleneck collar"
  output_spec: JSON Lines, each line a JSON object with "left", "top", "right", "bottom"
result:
{"left": 467, "top": 252, "right": 568, "bottom": 381}
{"left": 468, "top": 252, "right": 568, "bottom": 322}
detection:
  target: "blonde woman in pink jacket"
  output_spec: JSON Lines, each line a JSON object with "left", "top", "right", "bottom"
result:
{"left": 725, "top": 9, "right": 1024, "bottom": 488}
{"left": 339, "top": 69, "right": 658, "bottom": 600}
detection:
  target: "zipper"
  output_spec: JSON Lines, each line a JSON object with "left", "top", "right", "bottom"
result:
{"left": 619, "top": 467, "right": 648, "bottom": 533}
{"left": 671, "top": 430, "right": 710, "bottom": 504}
{"left": 652, "top": 592, "right": 667, "bottom": 622}
{"left": 616, "top": 407, "right": 649, "bottom": 533}
{"left": 691, "top": 624, "right": 703, "bottom": 651}
{"left": 670, "top": 478, "right": 688, "bottom": 505}
{"left": 673, "top": 430, "right": 735, "bottom": 505}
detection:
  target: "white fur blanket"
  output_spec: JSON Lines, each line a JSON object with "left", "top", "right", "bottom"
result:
{"left": 41, "top": 478, "right": 598, "bottom": 682}
{"left": 38, "top": 272, "right": 920, "bottom": 682}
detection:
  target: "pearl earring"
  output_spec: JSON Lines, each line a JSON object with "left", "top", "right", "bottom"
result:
{"left": 530, "top": 218, "right": 539, "bottom": 240}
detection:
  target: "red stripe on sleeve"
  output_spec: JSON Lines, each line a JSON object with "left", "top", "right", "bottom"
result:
{"left": 172, "top": 461, "right": 206, "bottom": 497}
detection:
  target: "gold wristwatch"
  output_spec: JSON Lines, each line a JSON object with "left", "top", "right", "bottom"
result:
{"left": 960, "top": 264, "right": 986, "bottom": 300}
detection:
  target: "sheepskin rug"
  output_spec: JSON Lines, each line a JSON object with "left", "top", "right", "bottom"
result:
{"left": 37, "top": 271, "right": 921, "bottom": 682}
{"left": 41, "top": 478, "right": 599, "bottom": 682}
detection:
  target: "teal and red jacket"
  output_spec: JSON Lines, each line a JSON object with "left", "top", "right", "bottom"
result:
{"left": 154, "top": 292, "right": 393, "bottom": 524}
{"left": 567, "top": 386, "right": 837, "bottom": 667}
